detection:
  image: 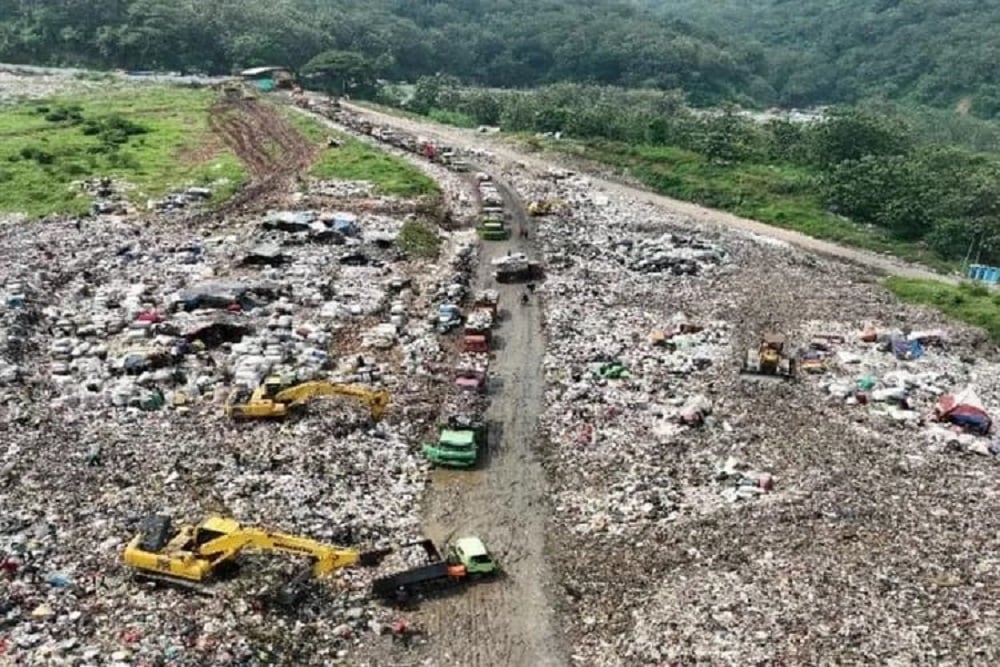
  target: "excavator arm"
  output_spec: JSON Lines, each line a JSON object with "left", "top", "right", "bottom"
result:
{"left": 193, "top": 529, "right": 361, "bottom": 575}
{"left": 272, "top": 381, "right": 390, "bottom": 420}
{"left": 191, "top": 518, "right": 393, "bottom": 574}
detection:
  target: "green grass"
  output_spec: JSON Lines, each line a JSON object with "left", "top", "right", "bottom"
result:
{"left": 0, "top": 85, "right": 246, "bottom": 216}
{"left": 427, "top": 108, "right": 477, "bottom": 128}
{"left": 886, "top": 278, "right": 1000, "bottom": 339}
{"left": 526, "top": 136, "right": 954, "bottom": 272}
{"left": 397, "top": 220, "right": 442, "bottom": 258}
{"left": 285, "top": 110, "right": 439, "bottom": 197}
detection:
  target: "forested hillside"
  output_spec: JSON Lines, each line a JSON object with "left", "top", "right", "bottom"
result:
{"left": 0, "top": 0, "right": 767, "bottom": 103}
{"left": 651, "top": 0, "right": 1000, "bottom": 118}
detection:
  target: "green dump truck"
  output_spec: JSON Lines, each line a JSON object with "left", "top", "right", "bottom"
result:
{"left": 422, "top": 417, "right": 485, "bottom": 467}
{"left": 478, "top": 217, "right": 509, "bottom": 240}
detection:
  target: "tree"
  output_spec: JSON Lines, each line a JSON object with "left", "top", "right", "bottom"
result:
{"left": 808, "top": 108, "right": 911, "bottom": 168}
{"left": 301, "top": 50, "right": 378, "bottom": 97}
{"left": 409, "top": 74, "right": 461, "bottom": 114}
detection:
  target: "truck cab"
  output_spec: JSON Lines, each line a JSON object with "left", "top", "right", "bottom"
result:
{"left": 462, "top": 334, "right": 489, "bottom": 353}
{"left": 455, "top": 369, "right": 487, "bottom": 393}
{"left": 447, "top": 537, "right": 497, "bottom": 575}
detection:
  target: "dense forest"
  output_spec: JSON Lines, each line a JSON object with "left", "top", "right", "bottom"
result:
{"left": 651, "top": 0, "right": 1000, "bottom": 118}
{"left": 7, "top": 1, "right": 999, "bottom": 117}
{"left": 0, "top": 0, "right": 766, "bottom": 104}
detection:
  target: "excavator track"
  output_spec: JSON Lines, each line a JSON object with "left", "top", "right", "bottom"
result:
{"left": 132, "top": 572, "right": 217, "bottom": 597}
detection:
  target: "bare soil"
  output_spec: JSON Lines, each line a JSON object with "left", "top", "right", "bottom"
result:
{"left": 205, "top": 94, "right": 317, "bottom": 216}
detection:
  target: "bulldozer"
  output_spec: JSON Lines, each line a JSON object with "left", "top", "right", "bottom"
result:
{"left": 224, "top": 376, "right": 390, "bottom": 421}
{"left": 740, "top": 333, "right": 795, "bottom": 379}
{"left": 123, "top": 514, "right": 393, "bottom": 601}
{"left": 527, "top": 199, "right": 561, "bottom": 216}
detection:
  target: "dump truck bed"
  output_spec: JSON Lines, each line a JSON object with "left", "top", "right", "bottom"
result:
{"left": 370, "top": 539, "right": 449, "bottom": 598}
{"left": 372, "top": 562, "right": 451, "bottom": 598}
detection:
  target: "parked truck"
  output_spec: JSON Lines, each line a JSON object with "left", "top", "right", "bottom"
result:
{"left": 472, "top": 290, "right": 499, "bottom": 318}
{"left": 493, "top": 254, "right": 544, "bottom": 283}
{"left": 462, "top": 308, "right": 494, "bottom": 352}
{"left": 423, "top": 413, "right": 486, "bottom": 467}
{"left": 371, "top": 536, "right": 498, "bottom": 603}
{"left": 478, "top": 216, "right": 509, "bottom": 240}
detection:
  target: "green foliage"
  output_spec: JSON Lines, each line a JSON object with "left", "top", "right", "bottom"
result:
{"left": 886, "top": 278, "right": 1000, "bottom": 341}
{"left": 822, "top": 155, "right": 932, "bottom": 240}
{"left": 648, "top": 1, "right": 1000, "bottom": 118}
{"left": 808, "top": 109, "right": 911, "bottom": 167}
{"left": 285, "top": 112, "right": 438, "bottom": 197}
{"left": 0, "top": 0, "right": 762, "bottom": 104}
{"left": 558, "top": 137, "right": 939, "bottom": 265}
{"left": 301, "top": 50, "right": 379, "bottom": 97}
{"left": 0, "top": 86, "right": 246, "bottom": 216}
{"left": 426, "top": 109, "right": 476, "bottom": 128}
{"left": 397, "top": 220, "right": 441, "bottom": 258}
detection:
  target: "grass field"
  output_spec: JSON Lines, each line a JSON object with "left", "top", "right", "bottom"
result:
{"left": 885, "top": 278, "right": 1000, "bottom": 340}
{"left": 0, "top": 85, "right": 246, "bottom": 216}
{"left": 286, "top": 110, "right": 439, "bottom": 197}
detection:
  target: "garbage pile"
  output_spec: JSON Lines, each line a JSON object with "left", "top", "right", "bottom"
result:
{"left": 81, "top": 177, "right": 133, "bottom": 216}
{"left": 0, "top": 168, "right": 480, "bottom": 663}
{"left": 785, "top": 321, "right": 1000, "bottom": 455}
{"left": 613, "top": 232, "right": 728, "bottom": 275}
{"left": 498, "top": 159, "right": 1000, "bottom": 664}
{"left": 148, "top": 185, "right": 215, "bottom": 213}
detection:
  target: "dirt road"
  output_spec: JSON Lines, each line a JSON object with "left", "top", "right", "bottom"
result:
{"left": 341, "top": 102, "right": 958, "bottom": 285}
{"left": 390, "top": 176, "right": 566, "bottom": 666}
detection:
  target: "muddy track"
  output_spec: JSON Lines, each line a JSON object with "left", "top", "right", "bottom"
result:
{"left": 201, "top": 95, "right": 318, "bottom": 218}
{"left": 382, "top": 176, "right": 566, "bottom": 666}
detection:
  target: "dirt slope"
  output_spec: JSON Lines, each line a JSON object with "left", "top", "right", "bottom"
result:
{"left": 206, "top": 94, "right": 317, "bottom": 215}
{"left": 340, "top": 102, "right": 957, "bottom": 286}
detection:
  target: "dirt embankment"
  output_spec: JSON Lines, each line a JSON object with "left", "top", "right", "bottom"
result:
{"left": 205, "top": 94, "right": 318, "bottom": 216}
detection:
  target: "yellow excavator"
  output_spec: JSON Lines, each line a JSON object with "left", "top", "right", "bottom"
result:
{"left": 123, "top": 514, "right": 393, "bottom": 601}
{"left": 224, "top": 376, "right": 390, "bottom": 421}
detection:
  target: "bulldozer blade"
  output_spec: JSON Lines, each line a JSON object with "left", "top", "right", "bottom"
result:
{"left": 740, "top": 371, "right": 792, "bottom": 382}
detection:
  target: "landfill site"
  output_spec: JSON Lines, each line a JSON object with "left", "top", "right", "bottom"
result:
{"left": 2, "top": 75, "right": 1000, "bottom": 667}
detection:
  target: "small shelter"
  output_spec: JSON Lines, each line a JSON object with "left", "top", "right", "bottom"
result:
{"left": 239, "top": 66, "right": 295, "bottom": 92}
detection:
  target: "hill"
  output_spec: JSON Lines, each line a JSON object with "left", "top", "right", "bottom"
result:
{"left": 0, "top": 0, "right": 766, "bottom": 104}
{"left": 649, "top": 0, "right": 1000, "bottom": 118}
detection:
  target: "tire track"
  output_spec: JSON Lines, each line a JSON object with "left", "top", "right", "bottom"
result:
{"left": 201, "top": 93, "right": 318, "bottom": 219}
